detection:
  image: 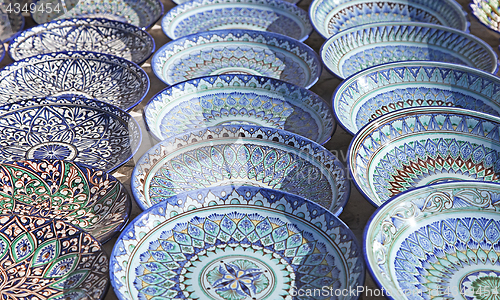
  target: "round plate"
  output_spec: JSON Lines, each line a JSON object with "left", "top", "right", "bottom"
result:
{"left": 471, "top": 0, "right": 500, "bottom": 33}
{"left": 310, "top": 0, "right": 469, "bottom": 39}
{"left": 132, "top": 125, "right": 349, "bottom": 215}
{"left": 0, "top": 95, "right": 141, "bottom": 172}
{"left": 111, "top": 186, "right": 364, "bottom": 300}
{"left": 321, "top": 22, "right": 498, "bottom": 79}
{"left": 0, "top": 159, "right": 131, "bottom": 243}
{"left": 365, "top": 181, "right": 500, "bottom": 300}
{"left": 152, "top": 29, "right": 321, "bottom": 88}
{"left": 9, "top": 18, "right": 155, "bottom": 65}
{"left": 0, "top": 51, "right": 149, "bottom": 111}
{"left": 144, "top": 74, "right": 335, "bottom": 144}
{"left": 333, "top": 61, "right": 500, "bottom": 135}
{"left": 161, "top": 0, "right": 312, "bottom": 41}
{"left": 0, "top": 4, "right": 24, "bottom": 42}
{"left": 0, "top": 214, "right": 109, "bottom": 299}
{"left": 348, "top": 106, "right": 500, "bottom": 207}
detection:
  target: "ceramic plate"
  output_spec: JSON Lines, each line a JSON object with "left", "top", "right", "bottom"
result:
{"left": 0, "top": 95, "right": 141, "bottom": 172}
{"left": 9, "top": 18, "right": 155, "bottom": 65}
{"left": 110, "top": 186, "right": 364, "bottom": 300}
{"left": 161, "top": 0, "right": 312, "bottom": 41}
{"left": 0, "top": 51, "right": 149, "bottom": 111}
{"left": 334, "top": 61, "right": 500, "bottom": 135}
{"left": 132, "top": 125, "right": 349, "bottom": 215}
{"left": 152, "top": 29, "right": 321, "bottom": 88}
{"left": 0, "top": 4, "right": 24, "bottom": 42}
{"left": 310, "top": 0, "right": 468, "bottom": 39}
{"left": 321, "top": 22, "right": 498, "bottom": 79}
{"left": 144, "top": 74, "right": 335, "bottom": 144}
{"left": 0, "top": 214, "right": 109, "bottom": 299}
{"left": 365, "top": 181, "right": 500, "bottom": 300}
{"left": 0, "top": 42, "right": 4, "bottom": 63}
{"left": 349, "top": 106, "right": 500, "bottom": 207}
{"left": 471, "top": 0, "right": 500, "bottom": 33}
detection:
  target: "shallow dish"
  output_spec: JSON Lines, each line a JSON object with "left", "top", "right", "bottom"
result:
{"left": 471, "top": 0, "right": 500, "bottom": 33}
{"left": 310, "top": 0, "right": 468, "bottom": 39}
{"left": 0, "top": 6, "right": 24, "bottom": 42}
{"left": 321, "top": 22, "right": 498, "bottom": 79}
{"left": 334, "top": 61, "right": 500, "bottom": 135}
{"left": 349, "top": 106, "right": 500, "bottom": 207}
{"left": 144, "top": 74, "right": 335, "bottom": 144}
{"left": 9, "top": 18, "right": 155, "bottom": 65}
{"left": 0, "top": 214, "right": 109, "bottom": 299}
{"left": 0, "top": 95, "right": 141, "bottom": 172}
{"left": 111, "top": 186, "right": 364, "bottom": 300}
{"left": 132, "top": 125, "right": 349, "bottom": 215}
{"left": 0, "top": 51, "right": 149, "bottom": 111}
{"left": 161, "top": 0, "right": 312, "bottom": 41}
{"left": 365, "top": 181, "right": 500, "bottom": 300}
{"left": 152, "top": 29, "right": 321, "bottom": 88}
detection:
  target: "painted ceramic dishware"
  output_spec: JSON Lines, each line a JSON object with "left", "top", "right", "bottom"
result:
{"left": 0, "top": 95, "right": 141, "bottom": 172}
{"left": 152, "top": 29, "right": 321, "bottom": 88}
{"left": 310, "top": 0, "right": 468, "bottom": 39}
{"left": 0, "top": 214, "right": 109, "bottom": 299}
{"left": 111, "top": 186, "right": 364, "bottom": 300}
{"left": 471, "top": 0, "right": 500, "bottom": 33}
{"left": 9, "top": 18, "right": 155, "bottom": 65}
{"left": 0, "top": 3, "right": 24, "bottom": 42}
{"left": 132, "top": 125, "right": 350, "bottom": 215}
{"left": 349, "top": 106, "right": 500, "bottom": 207}
{"left": 334, "top": 61, "right": 500, "bottom": 135}
{"left": 0, "top": 42, "right": 4, "bottom": 63}
{"left": 144, "top": 74, "right": 336, "bottom": 144}
{"left": 0, "top": 51, "right": 149, "bottom": 111}
{"left": 365, "top": 181, "right": 500, "bottom": 300}
{"left": 161, "top": 0, "right": 312, "bottom": 41}
{"left": 321, "top": 22, "right": 498, "bottom": 79}
{"left": 0, "top": 159, "right": 131, "bottom": 243}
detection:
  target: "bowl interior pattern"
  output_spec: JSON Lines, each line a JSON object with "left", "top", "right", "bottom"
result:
{"left": 0, "top": 6, "right": 24, "bottom": 42}
{"left": 471, "top": 0, "right": 500, "bottom": 33}
{"left": 144, "top": 75, "right": 335, "bottom": 144}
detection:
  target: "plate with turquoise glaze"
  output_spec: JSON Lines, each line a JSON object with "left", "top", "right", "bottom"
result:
{"left": 0, "top": 4, "right": 24, "bottom": 42}
{"left": 349, "top": 106, "right": 500, "bottom": 207}
{"left": 365, "top": 181, "right": 500, "bottom": 300}
{"left": 152, "top": 30, "right": 321, "bottom": 88}
{"left": 471, "top": 0, "right": 500, "bottom": 33}
{"left": 144, "top": 74, "right": 335, "bottom": 144}
{"left": 132, "top": 125, "right": 349, "bottom": 215}
{"left": 161, "top": 0, "right": 312, "bottom": 41}
{"left": 110, "top": 185, "right": 364, "bottom": 300}
{"left": 321, "top": 22, "right": 498, "bottom": 79}
{"left": 333, "top": 61, "right": 500, "bottom": 135}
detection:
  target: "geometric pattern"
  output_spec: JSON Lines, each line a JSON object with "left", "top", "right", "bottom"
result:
{"left": 471, "top": 0, "right": 500, "bottom": 34}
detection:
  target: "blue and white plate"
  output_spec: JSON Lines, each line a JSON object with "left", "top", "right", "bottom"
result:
{"left": 471, "top": 0, "right": 500, "bottom": 33}
{"left": 0, "top": 4, "right": 24, "bottom": 42}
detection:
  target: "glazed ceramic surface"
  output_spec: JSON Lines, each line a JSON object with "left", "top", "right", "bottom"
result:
{"left": 132, "top": 125, "right": 349, "bottom": 215}
{"left": 0, "top": 159, "right": 131, "bottom": 243}
{"left": 111, "top": 186, "right": 364, "bottom": 300}
{"left": 0, "top": 42, "right": 4, "bottom": 63}
{"left": 365, "top": 181, "right": 500, "bottom": 300}
{"left": 161, "top": 0, "right": 312, "bottom": 41}
{"left": 0, "top": 51, "right": 149, "bottom": 111}
{"left": 334, "top": 61, "right": 500, "bottom": 135}
{"left": 310, "top": 0, "right": 468, "bottom": 39}
{"left": 152, "top": 30, "right": 321, "bottom": 88}
{"left": 471, "top": 0, "right": 500, "bottom": 33}
{"left": 349, "top": 107, "right": 500, "bottom": 207}
{"left": 321, "top": 22, "right": 498, "bottom": 79}
{"left": 144, "top": 74, "right": 335, "bottom": 144}
{"left": 0, "top": 214, "right": 109, "bottom": 299}
{"left": 0, "top": 3, "right": 24, "bottom": 42}
{"left": 0, "top": 96, "right": 141, "bottom": 172}
{"left": 31, "top": 0, "right": 163, "bottom": 29}
{"left": 9, "top": 18, "right": 155, "bottom": 65}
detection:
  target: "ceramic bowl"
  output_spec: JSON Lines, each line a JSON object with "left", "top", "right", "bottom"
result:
{"left": 152, "top": 29, "right": 322, "bottom": 88}
{"left": 132, "top": 125, "right": 350, "bottom": 215}
{"left": 31, "top": 0, "right": 164, "bottom": 30}
{"left": 365, "top": 181, "right": 500, "bottom": 300}
{"left": 334, "top": 61, "right": 500, "bottom": 135}
{"left": 111, "top": 185, "right": 364, "bottom": 300}
{"left": 310, "top": 0, "right": 468, "bottom": 39}
{"left": 9, "top": 18, "right": 155, "bottom": 65}
{"left": 0, "top": 42, "right": 4, "bottom": 63}
{"left": 0, "top": 214, "right": 109, "bottom": 299}
{"left": 0, "top": 6, "right": 24, "bottom": 42}
{"left": 144, "top": 74, "right": 335, "bottom": 144}
{"left": 0, "top": 159, "right": 131, "bottom": 243}
{"left": 349, "top": 106, "right": 500, "bottom": 207}
{"left": 0, "top": 95, "right": 141, "bottom": 172}
{"left": 321, "top": 22, "right": 498, "bottom": 79}
{"left": 161, "top": 0, "right": 312, "bottom": 41}
{"left": 471, "top": 0, "right": 500, "bottom": 33}
{"left": 0, "top": 51, "right": 149, "bottom": 111}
